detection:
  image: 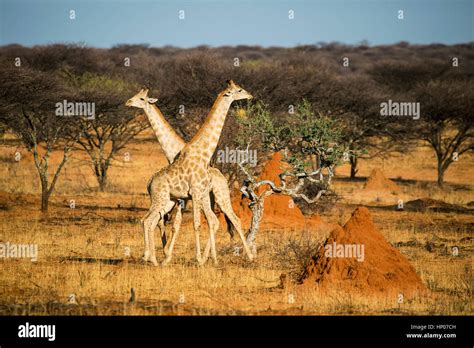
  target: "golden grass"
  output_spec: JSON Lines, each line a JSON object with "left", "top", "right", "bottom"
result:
{"left": 0, "top": 138, "right": 472, "bottom": 315}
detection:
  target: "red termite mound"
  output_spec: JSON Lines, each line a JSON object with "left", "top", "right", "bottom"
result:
{"left": 301, "top": 207, "right": 427, "bottom": 298}
{"left": 220, "top": 152, "right": 321, "bottom": 231}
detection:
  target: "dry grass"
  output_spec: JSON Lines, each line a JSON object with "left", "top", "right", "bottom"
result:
{"left": 0, "top": 137, "right": 472, "bottom": 315}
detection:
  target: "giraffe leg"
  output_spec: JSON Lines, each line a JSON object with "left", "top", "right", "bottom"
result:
{"left": 162, "top": 204, "right": 182, "bottom": 266}
{"left": 191, "top": 194, "right": 203, "bottom": 263}
{"left": 212, "top": 180, "right": 255, "bottom": 261}
{"left": 160, "top": 200, "right": 176, "bottom": 256}
{"left": 141, "top": 202, "right": 161, "bottom": 262}
{"left": 141, "top": 211, "right": 151, "bottom": 262}
{"left": 149, "top": 199, "right": 175, "bottom": 265}
{"left": 142, "top": 194, "right": 174, "bottom": 266}
{"left": 142, "top": 204, "right": 161, "bottom": 266}
{"left": 200, "top": 194, "right": 220, "bottom": 265}
{"left": 219, "top": 202, "right": 254, "bottom": 261}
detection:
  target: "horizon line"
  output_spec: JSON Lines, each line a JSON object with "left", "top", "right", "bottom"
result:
{"left": 2, "top": 40, "right": 474, "bottom": 50}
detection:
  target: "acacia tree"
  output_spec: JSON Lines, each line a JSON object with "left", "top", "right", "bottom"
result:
{"left": 0, "top": 65, "right": 81, "bottom": 212}
{"left": 327, "top": 74, "right": 412, "bottom": 178}
{"left": 76, "top": 110, "right": 147, "bottom": 192}
{"left": 413, "top": 79, "right": 473, "bottom": 187}
{"left": 234, "top": 101, "right": 346, "bottom": 254}
{"left": 370, "top": 60, "right": 474, "bottom": 187}
{"left": 63, "top": 71, "right": 147, "bottom": 191}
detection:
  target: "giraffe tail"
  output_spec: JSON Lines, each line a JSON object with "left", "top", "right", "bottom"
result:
{"left": 210, "top": 191, "right": 234, "bottom": 239}
{"left": 223, "top": 213, "right": 235, "bottom": 239}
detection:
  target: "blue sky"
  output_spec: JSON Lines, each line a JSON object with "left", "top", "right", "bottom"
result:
{"left": 1, "top": 0, "right": 472, "bottom": 47}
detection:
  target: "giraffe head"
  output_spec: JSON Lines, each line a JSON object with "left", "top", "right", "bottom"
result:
{"left": 125, "top": 88, "right": 158, "bottom": 108}
{"left": 222, "top": 80, "right": 253, "bottom": 101}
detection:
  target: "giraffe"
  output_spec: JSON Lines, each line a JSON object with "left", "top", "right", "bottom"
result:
{"left": 178, "top": 80, "right": 254, "bottom": 264}
{"left": 126, "top": 81, "right": 254, "bottom": 265}
{"left": 125, "top": 89, "right": 185, "bottom": 164}
{"left": 126, "top": 88, "right": 243, "bottom": 265}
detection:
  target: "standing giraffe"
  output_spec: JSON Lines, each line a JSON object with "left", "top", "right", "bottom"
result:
{"left": 128, "top": 81, "right": 254, "bottom": 265}
{"left": 126, "top": 88, "right": 244, "bottom": 264}
{"left": 178, "top": 80, "right": 254, "bottom": 263}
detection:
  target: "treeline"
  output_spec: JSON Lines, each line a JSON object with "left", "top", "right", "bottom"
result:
{"left": 0, "top": 43, "right": 473, "bottom": 210}
{"left": 2, "top": 42, "right": 473, "bottom": 111}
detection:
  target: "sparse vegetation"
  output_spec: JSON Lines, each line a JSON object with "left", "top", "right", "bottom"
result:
{"left": 0, "top": 138, "right": 472, "bottom": 315}
{"left": 0, "top": 43, "right": 472, "bottom": 315}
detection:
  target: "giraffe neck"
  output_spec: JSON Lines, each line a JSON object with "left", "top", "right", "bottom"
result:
{"left": 143, "top": 103, "right": 186, "bottom": 163}
{"left": 187, "top": 93, "right": 233, "bottom": 163}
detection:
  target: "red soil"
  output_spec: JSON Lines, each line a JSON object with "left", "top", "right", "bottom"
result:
{"left": 219, "top": 152, "right": 321, "bottom": 231}
{"left": 301, "top": 207, "right": 427, "bottom": 298}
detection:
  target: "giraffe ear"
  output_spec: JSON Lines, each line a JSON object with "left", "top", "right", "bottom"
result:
{"left": 148, "top": 98, "right": 158, "bottom": 104}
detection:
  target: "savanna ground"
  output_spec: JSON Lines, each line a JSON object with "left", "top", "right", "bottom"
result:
{"left": 0, "top": 130, "right": 472, "bottom": 315}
